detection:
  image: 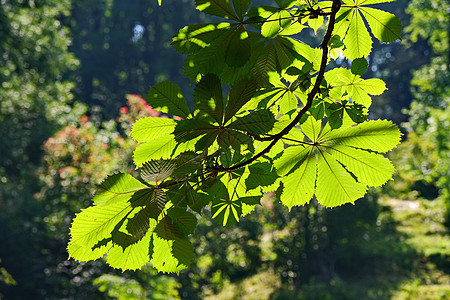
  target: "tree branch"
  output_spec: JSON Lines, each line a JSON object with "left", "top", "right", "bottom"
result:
{"left": 215, "top": 0, "right": 341, "bottom": 173}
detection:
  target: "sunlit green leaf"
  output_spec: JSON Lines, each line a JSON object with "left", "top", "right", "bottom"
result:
{"left": 315, "top": 150, "right": 367, "bottom": 207}
{"left": 133, "top": 135, "right": 177, "bottom": 168}
{"left": 321, "top": 119, "right": 401, "bottom": 153}
{"left": 106, "top": 228, "right": 153, "bottom": 271}
{"left": 93, "top": 173, "right": 148, "bottom": 206}
{"left": 131, "top": 117, "right": 177, "bottom": 143}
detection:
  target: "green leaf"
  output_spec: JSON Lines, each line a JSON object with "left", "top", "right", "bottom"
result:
{"left": 325, "top": 102, "right": 345, "bottom": 129}
{"left": 343, "top": 10, "right": 372, "bottom": 59}
{"left": 173, "top": 119, "right": 217, "bottom": 142}
{"left": 218, "top": 129, "right": 254, "bottom": 152}
{"left": 224, "top": 79, "right": 258, "bottom": 124}
{"left": 141, "top": 160, "right": 176, "bottom": 184}
{"left": 315, "top": 149, "right": 367, "bottom": 207}
{"left": 193, "top": 74, "right": 224, "bottom": 124}
{"left": 278, "top": 90, "right": 299, "bottom": 114}
{"left": 345, "top": 102, "right": 367, "bottom": 123}
{"left": 335, "top": 0, "right": 403, "bottom": 59}
{"left": 170, "top": 152, "right": 203, "bottom": 180}
{"left": 196, "top": 0, "right": 239, "bottom": 21}
{"left": 133, "top": 135, "right": 177, "bottom": 168}
{"left": 210, "top": 181, "right": 242, "bottom": 227}
{"left": 274, "top": 145, "right": 310, "bottom": 176}
{"left": 147, "top": 81, "right": 191, "bottom": 119}
{"left": 167, "top": 207, "right": 198, "bottom": 236}
{"left": 310, "top": 99, "right": 326, "bottom": 120}
{"left": 129, "top": 189, "right": 167, "bottom": 220}
{"left": 232, "top": 0, "right": 251, "bottom": 18}
{"left": 250, "top": 40, "right": 278, "bottom": 85}
{"left": 280, "top": 148, "right": 316, "bottom": 209}
{"left": 276, "top": 119, "right": 401, "bottom": 208}
{"left": 353, "top": 78, "right": 386, "bottom": 95}
{"left": 224, "top": 26, "right": 251, "bottom": 67}
{"left": 227, "top": 109, "right": 275, "bottom": 135}
{"left": 93, "top": 173, "right": 148, "bottom": 206}
{"left": 126, "top": 207, "right": 155, "bottom": 239}
{"left": 275, "top": 36, "right": 320, "bottom": 72}
{"left": 246, "top": 162, "right": 278, "bottom": 190}
{"left": 360, "top": 7, "right": 402, "bottom": 42}
{"left": 195, "top": 131, "right": 220, "bottom": 151}
{"left": 351, "top": 58, "right": 369, "bottom": 76}
{"left": 172, "top": 23, "right": 231, "bottom": 54}
{"left": 106, "top": 227, "right": 153, "bottom": 271}
{"left": 131, "top": 117, "right": 177, "bottom": 143}
{"left": 324, "top": 145, "right": 395, "bottom": 186}
{"left": 325, "top": 68, "right": 386, "bottom": 108}
{"left": 300, "top": 115, "right": 322, "bottom": 143}
{"left": 308, "top": 15, "right": 324, "bottom": 35}
{"left": 261, "top": 10, "right": 292, "bottom": 39}
{"left": 321, "top": 119, "right": 402, "bottom": 153}
{"left": 151, "top": 216, "right": 194, "bottom": 273}
{"left": 68, "top": 201, "right": 133, "bottom": 261}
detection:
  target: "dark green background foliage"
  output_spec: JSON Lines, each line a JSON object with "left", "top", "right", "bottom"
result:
{"left": 0, "top": 0, "right": 448, "bottom": 299}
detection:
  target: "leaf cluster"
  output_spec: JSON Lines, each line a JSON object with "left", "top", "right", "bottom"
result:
{"left": 69, "top": 0, "right": 403, "bottom": 273}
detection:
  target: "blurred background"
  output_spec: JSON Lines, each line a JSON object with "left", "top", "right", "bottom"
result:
{"left": 0, "top": 0, "right": 448, "bottom": 299}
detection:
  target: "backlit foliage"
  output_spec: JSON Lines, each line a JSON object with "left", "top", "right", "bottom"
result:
{"left": 68, "top": 0, "right": 403, "bottom": 273}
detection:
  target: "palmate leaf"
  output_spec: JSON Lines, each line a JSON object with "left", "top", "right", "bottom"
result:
{"left": 276, "top": 117, "right": 401, "bottom": 208}
{"left": 325, "top": 68, "right": 386, "bottom": 108}
{"left": 209, "top": 171, "right": 261, "bottom": 227}
{"left": 326, "top": 0, "right": 402, "bottom": 59}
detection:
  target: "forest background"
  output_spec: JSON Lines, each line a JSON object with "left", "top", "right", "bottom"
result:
{"left": 0, "top": 0, "right": 448, "bottom": 299}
